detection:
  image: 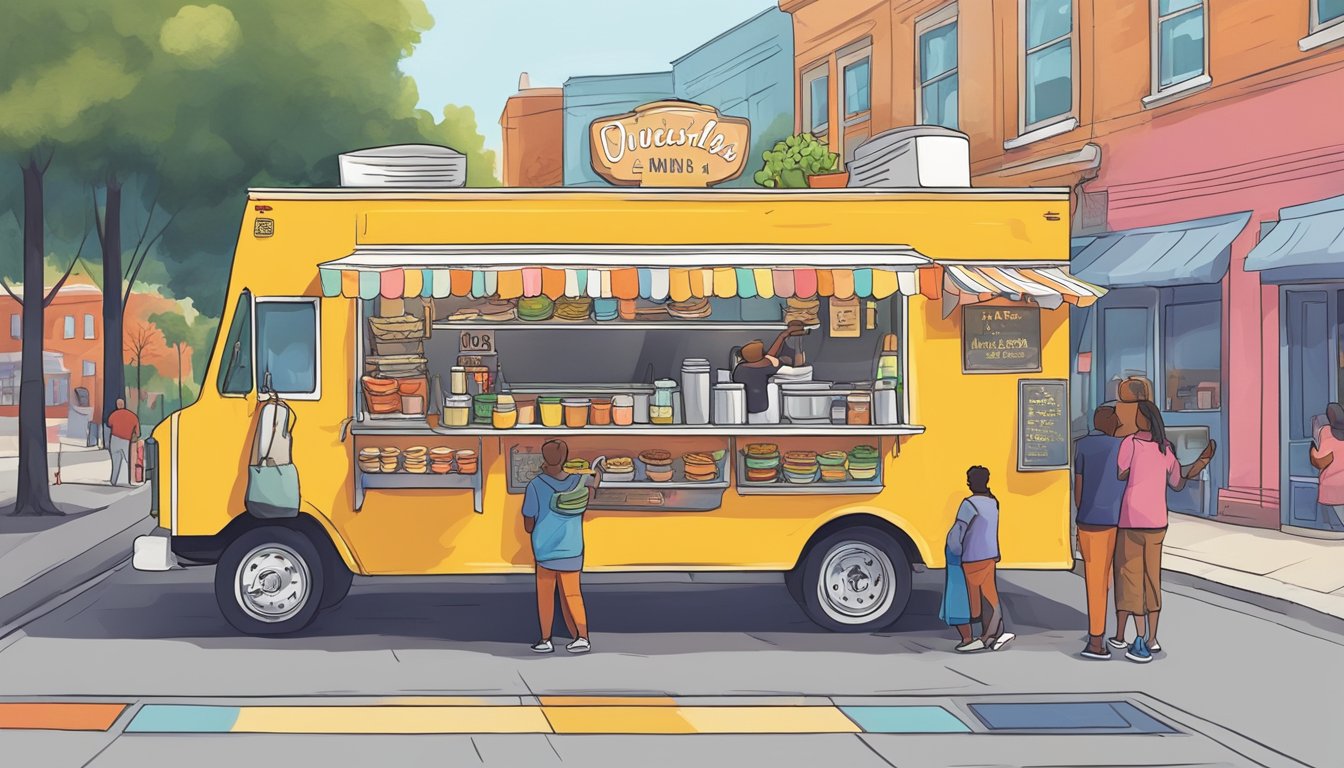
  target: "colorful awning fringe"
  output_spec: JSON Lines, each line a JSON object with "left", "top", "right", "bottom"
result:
{"left": 319, "top": 266, "right": 918, "bottom": 301}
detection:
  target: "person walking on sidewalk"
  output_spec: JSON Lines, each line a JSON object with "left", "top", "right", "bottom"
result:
{"left": 952, "top": 466, "right": 1014, "bottom": 652}
{"left": 106, "top": 399, "right": 140, "bottom": 487}
{"left": 1309, "top": 403, "right": 1344, "bottom": 527}
{"left": 1112, "top": 401, "right": 1215, "bottom": 663}
{"left": 1074, "top": 405, "right": 1125, "bottom": 660}
{"left": 522, "top": 439, "right": 592, "bottom": 654}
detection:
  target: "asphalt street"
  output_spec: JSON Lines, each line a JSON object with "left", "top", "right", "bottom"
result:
{"left": 0, "top": 553, "right": 1336, "bottom": 767}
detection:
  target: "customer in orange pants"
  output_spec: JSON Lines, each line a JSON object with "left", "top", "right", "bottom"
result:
{"left": 1073, "top": 405, "right": 1125, "bottom": 659}
{"left": 522, "top": 440, "right": 593, "bottom": 654}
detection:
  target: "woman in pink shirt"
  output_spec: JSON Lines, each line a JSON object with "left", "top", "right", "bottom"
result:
{"left": 1111, "top": 401, "right": 1215, "bottom": 663}
{"left": 1310, "top": 403, "right": 1344, "bottom": 524}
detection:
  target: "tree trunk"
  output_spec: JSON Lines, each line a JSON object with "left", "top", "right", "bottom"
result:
{"left": 176, "top": 344, "right": 183, "bottom": 411}
{"left": 13, "top": 156, "right": 59, "bottom": 516}
{"left": 100, "top": 177, "right": 125, "bottom": 427}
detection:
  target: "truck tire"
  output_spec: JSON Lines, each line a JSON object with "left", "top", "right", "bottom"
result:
{"left": 215, "top": 527, "right": 326, "bottom": 635}
{"left": 798, "top": 526, "right": 912, "bottom": 632}
{"left": 320, "top": 549, "right": 354, "bottom": 610}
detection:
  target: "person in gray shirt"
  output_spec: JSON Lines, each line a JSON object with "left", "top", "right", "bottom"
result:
{"left": 950, "top": 466, "right": 1014, "bottom": 652}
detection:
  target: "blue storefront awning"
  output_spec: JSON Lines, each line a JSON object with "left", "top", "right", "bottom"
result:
{"left": 1070, "top": 212, "right": 1250, "bottom": 288}
{"left": 1246, "top": 193, "right": 1344, "bottom": 282}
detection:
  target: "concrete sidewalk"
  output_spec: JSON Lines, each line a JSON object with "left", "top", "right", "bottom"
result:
{"left": 1164, "top": 513, "right": 1344, "bottom": 621}
{"left": 0, "top": 451, "right": 153, "bottom": 630}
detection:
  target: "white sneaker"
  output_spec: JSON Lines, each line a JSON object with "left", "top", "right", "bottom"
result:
{"left": 530, "top": 640, "right": 554, "bottom": 654}
{"left": 566, "top": 637, "right": 591, "bottom": 654}
{"left": 955, "top": 639, "right": 986, "bottom": 653}
{"left": 992, "top": 632, "right": 1016, "bottom": 651}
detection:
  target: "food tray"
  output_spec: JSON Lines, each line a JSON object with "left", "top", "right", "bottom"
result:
{"left": 596, "top": 452, "right": 729, "bottom": 489}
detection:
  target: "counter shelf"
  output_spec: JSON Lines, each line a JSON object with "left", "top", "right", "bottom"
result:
{"left": 731, "top": 438, "right": 888, "bottom": 496}
{"left": 351, "top": 418, "right": 925, "bottom": 438}
{"left": 432, "top": 321, "right": 821, "bottom": 332}
{"left": 594, "top": 453, "right": 730, "bottom": 490}
{"left": 353, "top": 436, "right": 484, "bottom": 514}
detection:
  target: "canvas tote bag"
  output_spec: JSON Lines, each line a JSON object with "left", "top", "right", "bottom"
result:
{"left": 245, "top": 398, "right": 300, "bottom": 519}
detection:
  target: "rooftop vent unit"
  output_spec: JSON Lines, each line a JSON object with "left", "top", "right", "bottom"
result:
{"left": 847, "top": 126, "right": 971, "bottom": 189}
{"left": 338, "top": 144, "right": 466, "bottom": 188}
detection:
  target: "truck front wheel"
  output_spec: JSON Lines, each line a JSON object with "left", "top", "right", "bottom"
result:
{"left": 215, "top": 527, "right": 326, "bottom": 635}
{"left": 798, "top": 526, "right": 912, "bottom": 632}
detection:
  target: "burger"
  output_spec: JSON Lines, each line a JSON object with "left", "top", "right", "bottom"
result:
{"left": 639, "top": 449, "right": 674, "bottom": 482}
{"left": 563, "top": 458, "right": 592, "bottom": 474}
{"left": 682, "top": 452, "right": 718, "bottom": 482}
{"left": 603, "top": 456, "right": 634, "bottom": 472}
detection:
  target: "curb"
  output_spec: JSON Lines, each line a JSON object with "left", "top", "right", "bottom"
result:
{"left": 0, "top": 489, "right": 154, "bottom": 632}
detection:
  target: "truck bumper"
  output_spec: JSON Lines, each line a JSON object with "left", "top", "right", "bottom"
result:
{"left": 133, "top": 528, "right": 178, "bottom": 572}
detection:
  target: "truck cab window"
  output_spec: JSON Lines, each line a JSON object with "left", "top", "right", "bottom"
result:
{"left": 216, "top": 290, "right": 253, "bottom": 396}
{"left": 255, "top": 298, "right": 320, "bottom": 397}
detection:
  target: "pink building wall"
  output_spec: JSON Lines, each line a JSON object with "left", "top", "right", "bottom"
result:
{"left": 1087, "top": 65, "right": 1344, "bottom": 525}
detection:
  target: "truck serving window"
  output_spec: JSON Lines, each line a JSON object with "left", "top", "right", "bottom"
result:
{"left": 216, "top": 290, "right": 253, "bottom": 396}
{"left": 255, "top": 297, "right": 320, "bottom": 398}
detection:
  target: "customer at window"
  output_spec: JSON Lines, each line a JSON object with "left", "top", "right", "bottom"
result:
{"left": 1112, "top": 401, "right": 1215, "bottom": 663}
{"left": 1073, "top": 405, "right": 1125, "bottom": 660}
{"left": 1309, "top": 402, "right": 1344, "bottom": 527}
{"left": 522, "top": 439, "right": 592, "bottom": 654}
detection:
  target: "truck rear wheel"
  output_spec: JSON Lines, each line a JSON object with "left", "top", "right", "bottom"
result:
{"left": 798, "top": 526, "right": 912, "bottom": 632}
{"left": 215, "top": 527, "right": 326, "bottom": 635}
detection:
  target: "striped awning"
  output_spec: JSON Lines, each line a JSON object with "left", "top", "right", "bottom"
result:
{"left": 319, "top": 245, "right": 928, "bottom": 301}
{"left": 930, "top": 263, "right": 1106, "bottom": 317}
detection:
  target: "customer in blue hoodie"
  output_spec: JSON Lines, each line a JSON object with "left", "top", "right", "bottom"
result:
{"left": 522, "top": 440, "right": 592, "bottom": 654}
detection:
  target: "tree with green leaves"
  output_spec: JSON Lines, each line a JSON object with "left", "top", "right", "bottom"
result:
{"left": 150, "top": 309, "right": 190, "bottom": 411}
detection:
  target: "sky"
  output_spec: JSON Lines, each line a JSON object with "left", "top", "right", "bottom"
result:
{"left": 402, "top": 0, "right": 779, "bottom": 168}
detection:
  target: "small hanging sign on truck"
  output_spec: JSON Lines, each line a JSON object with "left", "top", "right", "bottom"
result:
{"left": 589, "top": 101, "right": 750, "bottom": 188}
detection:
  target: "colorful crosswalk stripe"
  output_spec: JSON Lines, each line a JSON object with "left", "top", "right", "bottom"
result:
{"left": 125, "top": 705, "right": 240, "bottom": 733}
{"left": 0, "top": 703, "right": 126, "bottom": 732}
{"left": 839, "top": 705, "right": 971, "bottom": 734}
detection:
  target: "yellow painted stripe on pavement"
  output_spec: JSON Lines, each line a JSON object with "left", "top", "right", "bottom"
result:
{"left": 539, "top": 696, "right": 678, "bottom": 707}
{"left": 543, "top": 706, "right": 860, "bottom": 734}
{"left": 230, "top": 706, "right": 552, "bottom": 734}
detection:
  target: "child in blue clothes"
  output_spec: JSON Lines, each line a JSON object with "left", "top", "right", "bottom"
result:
{"left": 940, "top": 512, "right": 973, "bottom": 648}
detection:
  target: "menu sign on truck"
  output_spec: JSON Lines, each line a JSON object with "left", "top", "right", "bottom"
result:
{"left": 962, "top": 305, "right": 1042, "bottom": 373}
{"left": 590, "top": 101, "right": 750, "bottom": 187}
{"left": 1018, "top": 378, "right": 1069, "bottom": 471}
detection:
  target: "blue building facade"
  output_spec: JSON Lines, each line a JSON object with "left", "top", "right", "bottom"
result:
{"left": 563, "top": 71, "right": 675, "bottom": 187}
{"left": 562, "top": 8, "right": 794, "bottom": 187}
{"left": 670, "top": 7, "right": 795, "bottom": 189}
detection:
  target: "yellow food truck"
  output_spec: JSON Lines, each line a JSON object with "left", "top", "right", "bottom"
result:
{"left": 132, "top": 183, "right": 1101, "bottom": 635}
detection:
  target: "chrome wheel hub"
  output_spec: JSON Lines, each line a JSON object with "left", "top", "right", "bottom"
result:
{"left": 817, "top": 541, "right": 895, "bottom": 624}
{"left": 235, "top": 544, "right": 310, "bottom": 623}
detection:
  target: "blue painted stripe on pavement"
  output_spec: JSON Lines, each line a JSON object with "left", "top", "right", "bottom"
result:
{"left": 125, "top": 705, "right": 241, "bottom": 733}
{"left": 969, "top": 701, "right": 1176, "bottom": 734}
{"left": 839, "top": 706, "right": 971, "bottom": 734}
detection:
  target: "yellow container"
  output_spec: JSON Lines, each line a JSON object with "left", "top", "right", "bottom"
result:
{"left": 539, "top": 397, "right": 563, "bottom": 427}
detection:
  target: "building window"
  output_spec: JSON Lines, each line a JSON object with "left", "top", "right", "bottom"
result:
{"left": 802, "top": 64, "right": 829, "bottom": 136}
{"left": 84, "top": 314, "right": 95, "bottom": 339}
{"left": 83, "top": 360, "right": 96, "bottom": 377}
{"left": 1022, "top": 0, "right": 1074, "bottom": 131}
{"left": 1102, "top": 305, "right": 1153, "bottom": 402}
{"left": 1313, "top": 0, "right": 1344, "bottom": 32}
{"left": 1152, "top": 0, "right": 1206, "bottom": 94}
{"left": 1162, "top": 297, "right": 1220, "bottom": 411}
{"left": 255, "top": 297, "right": 320, "bottom": 398}
{"left": 843, "top": 57, "right": 871, "bottom": 117}
{"left": 63, "top": 315, "right": 75, "bottom": 339}
{"left": 8, "top": 314, "right": 17, "bottom": 339}
{"left": 917, "top": 4, "right": 960, "bottom": 129}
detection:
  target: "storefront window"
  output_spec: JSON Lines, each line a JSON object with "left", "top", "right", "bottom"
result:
{"left": 1162, "top": 298, "right": 1220, "bottom": 411}
{"left": 1102, "top": 306, "right": 1151, "bottom": 401}
{"left": 1338, "top": 290, "right": 1344, "bottom": 407}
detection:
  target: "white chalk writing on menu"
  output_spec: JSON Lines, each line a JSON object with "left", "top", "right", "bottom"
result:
{"left": 1019, "top": 379, "right": 1068, "bottom": 471}
{"left": 963, "top": 305, "right": 1042, "bottom": 372}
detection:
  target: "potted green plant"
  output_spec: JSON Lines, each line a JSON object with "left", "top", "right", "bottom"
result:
{"left": 752, "top": 133, "right": 847, "bottom": 189}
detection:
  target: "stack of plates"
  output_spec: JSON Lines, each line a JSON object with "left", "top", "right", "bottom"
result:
{"left": 682, "top": 452, "right": 718, "bottom": 482}
{"left": 430, "top": 446, "right": 455, "bottom": 474}
{"left": 639, "top": 449, "right": 674, "bottom": 482}
{"left": 847, "top": 445, "right": 879, "bottom": 480}
{"left": 455, "top": 449, "right": 478, "bottom": 474}
{"left": 403, "top": 446, "right": 428, "bottom": 474}
{"left": 379, "top": 447, "right": 401, "bottom": 473}
{"left": 358, "top": 447, "right": 381, "bottom": 473}
{"left": 593, "top": 298, "right": 619, "bottom": 321}
{"left": 517, "top": 296, "right": 555, "bottom": 322}
{"left": 667, "top": 297, "right": 711, "bottom": 319}
{"left": 743, "top": 443, "right": 780, "bottom": 483}
{"left": 601, "top": 456, "right": 634, "bottom": 482}
{"left": 554, "top": 296, "right": 592, "bottom": 322}
{"left": 481, "top": 299, "right": 518, "bottom": 322}
{"left": 782, "top": 450, "right": 819, "bottom": 484}
{"left": 784, "top": 297, "right": 820, "bottom": 325}
{"left": 817, "top": 451, "right": 848, "bottom": 482}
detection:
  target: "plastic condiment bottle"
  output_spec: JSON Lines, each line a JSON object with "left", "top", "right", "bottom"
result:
{"left": 450, "top": 366, "right": 467, "bottom": 395}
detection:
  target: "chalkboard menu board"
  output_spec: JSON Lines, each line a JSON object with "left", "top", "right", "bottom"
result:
{"left": 1018, "top": 378, "right": 1069, "bottom": 471}
{"left": 963, "top": 305, "right": 1042, "bottom": 373}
